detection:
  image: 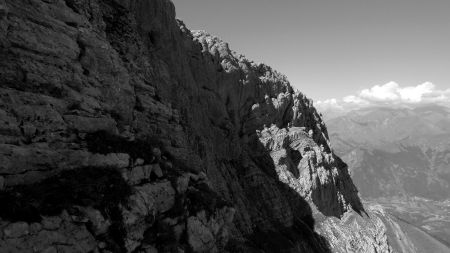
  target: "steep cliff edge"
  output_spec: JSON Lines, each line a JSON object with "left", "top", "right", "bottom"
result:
{"left": 0, "top": 0, "right": 390, "bottom": 252}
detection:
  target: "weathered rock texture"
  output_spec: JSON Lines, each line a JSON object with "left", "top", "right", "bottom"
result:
{"left": 0, "top": 0, "right": 392, "bottom": 252}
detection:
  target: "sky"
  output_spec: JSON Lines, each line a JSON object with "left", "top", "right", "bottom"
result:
{"left": 172, "top": 0, "right": 450, "bottom": 109}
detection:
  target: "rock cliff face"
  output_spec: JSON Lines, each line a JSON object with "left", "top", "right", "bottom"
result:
{"left": 0, "top": 0, "right": 391, "bottom": 252}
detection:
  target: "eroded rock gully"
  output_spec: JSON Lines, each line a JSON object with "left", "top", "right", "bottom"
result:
{"left": 0, "top": 0, "right": 392, "bottom": 252}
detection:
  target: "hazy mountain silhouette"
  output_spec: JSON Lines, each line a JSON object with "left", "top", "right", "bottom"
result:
{"left": 324, "top": 104, "right": 450, "bottom": 246}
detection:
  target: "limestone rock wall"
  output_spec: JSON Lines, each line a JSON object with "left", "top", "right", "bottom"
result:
{"left": 0, "top": 0, "right": 391, "bottom": 252}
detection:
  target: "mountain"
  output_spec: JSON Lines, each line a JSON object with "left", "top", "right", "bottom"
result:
{"left": 326, "top": 105, "right": 450, "bottom": 200}
{"left": 2, "top": 0, "right": 448, "bottom": 252}
{"left": 324, "top": 104, "right": 450, "bottom": 247}
{"left": 0, "top": 1, "right": 398, "bottom": 252}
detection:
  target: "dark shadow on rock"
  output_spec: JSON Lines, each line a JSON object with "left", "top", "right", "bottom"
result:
{"left": 332, "top": 154, "right": 367, "bottom": 217}
{"left": 245, "top": 218, "right": 332, "bottom": 253}
{"left": 225, "top": 138, "right": 333, "bottom": 253}
{"left": 0, "top": 166, "right": 131, "bottom": 252}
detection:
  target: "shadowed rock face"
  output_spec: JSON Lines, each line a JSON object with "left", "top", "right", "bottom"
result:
{"left": 0, "top": 0, "right": 389, "bottom": 252}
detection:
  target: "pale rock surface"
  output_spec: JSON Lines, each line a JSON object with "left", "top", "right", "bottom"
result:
{"left": 317, "top": 211, "right": 393, "bottom": 253}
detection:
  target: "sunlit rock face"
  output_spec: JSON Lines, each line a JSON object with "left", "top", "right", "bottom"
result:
{"left": 0, "top": 0, "right": 397, "bottom": 252}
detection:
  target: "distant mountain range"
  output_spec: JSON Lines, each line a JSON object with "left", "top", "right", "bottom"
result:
{"left": 325, "top": 104, "right": 450, "bottom": 200}
{"left": 323, "top": 104, "right": 450, "bottom": 246}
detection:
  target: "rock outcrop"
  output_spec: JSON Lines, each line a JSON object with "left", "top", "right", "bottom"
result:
{"left": 0, "top": 0, "right": 392, "bottom": 252}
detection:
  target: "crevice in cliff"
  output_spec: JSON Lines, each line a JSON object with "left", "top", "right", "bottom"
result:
{"left": 64, "top": 0, "right": 81, "bottom": 14}
{"left": 85, "top": 130, "right": 174, "bottom": 166}
{"left": 149, "top": 30, "right": 161, "bottom": 47}
{"left": 86, "top": 130, "right": 182, "bottom": 179}
{"left": 76, "top": 37, "right": 90, "bottom": 76}
{"left": 280, "top": 97, "right": 294, "bottom": 129}
{"left": 185, "top": 180, "right": 231, "bottom": 220}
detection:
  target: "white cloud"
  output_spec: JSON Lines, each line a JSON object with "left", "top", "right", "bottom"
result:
{"left": 315, "top": 98, "right": 344, "bottom": 112}
{"left": 343, "top": 95, "right": 369, "bottom": 105}
{"left": 398, "top": 82, "right": 434, "bottom": 102}
{"left": 316, "top": 82, "right": 450, "bottom": 113}
{"left": 360, "top": 81, "right": 400, "bottom": 101}
{"left": 316, "top": 98, "right": 340, "bottom": 107}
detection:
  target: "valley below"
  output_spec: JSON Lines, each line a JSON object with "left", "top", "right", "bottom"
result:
{"left": 325, "top": 105, "right": 450, "bottom": 252}
{"left": 366, "top": 198, "right": 450, "bottom": 247}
